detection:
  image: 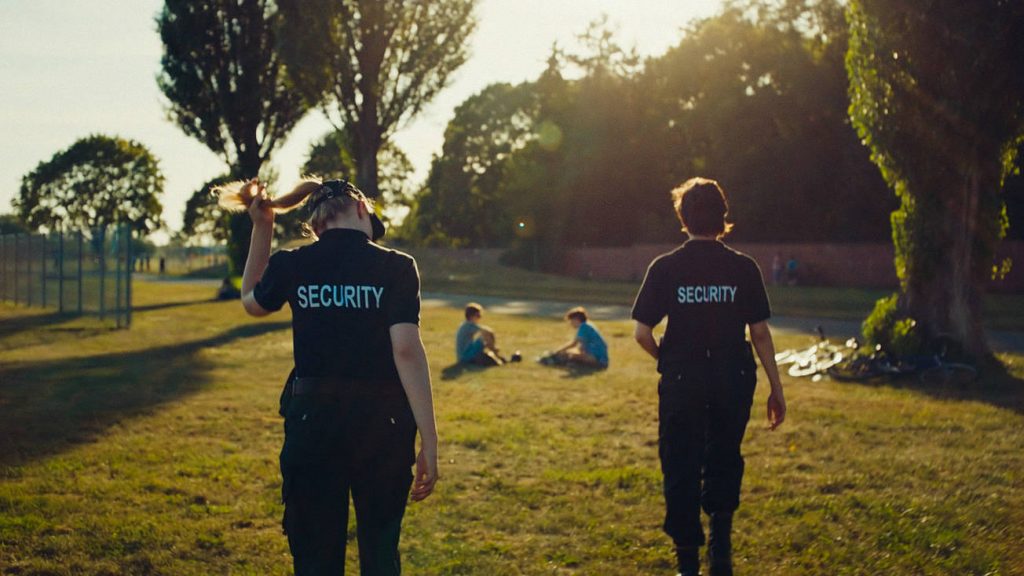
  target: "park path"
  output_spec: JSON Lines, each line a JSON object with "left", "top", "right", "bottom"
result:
{"left": 129, "top": 279, "right": 1023, "bottom": 352}
{"left": 422, "top": 292, "right": 1024, "bottom": 353}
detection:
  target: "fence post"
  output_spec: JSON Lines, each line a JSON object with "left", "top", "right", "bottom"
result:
{"left": 125, "top": 225, "right": 133, "bottom": 327}
{"left": 115, "top": 226, "right": 122, "bottom": 329}
{"left": 41, "top": 234, "right": 47, "bottom": 308}
{"left": 98, "top": 227, "right": 106, "bottom": 321}
{"left": 27, "top": 235, "right": 34, "bottom": 307}
{"left": 58, "top": 228, "right": 64, "bottom": 313}
{"left": 1, "top": 234, "right": 5, "bottom": 301}
{"left": 77, "top": 231, "right": 83, "bottom": 314}
{"left": 14, "top": 234, "right": 19, "bottom": 305}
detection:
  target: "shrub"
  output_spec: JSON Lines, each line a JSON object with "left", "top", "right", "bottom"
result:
{"left": 862, "top": 293, "right": 923, "bottom": 357}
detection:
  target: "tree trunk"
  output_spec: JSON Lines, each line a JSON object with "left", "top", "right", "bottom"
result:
{"left": 904, "top": 165, "right": 990, "bottom": 359}
{"left": 356, "top": 138, "right": 381, "bottom": 199}
{"left": 351, "top": 114, "right": 382, "bottom": 198}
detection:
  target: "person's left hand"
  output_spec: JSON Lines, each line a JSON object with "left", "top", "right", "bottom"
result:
{"left": 245, "top": 180, "right": 274, "bottom": 226}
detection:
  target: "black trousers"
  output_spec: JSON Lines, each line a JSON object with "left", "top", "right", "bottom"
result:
{"left": 658, "top": 343, "right": 757, "bottom": 547}
{"left": 280, "top": 385, "right": 417, "bottom": 575}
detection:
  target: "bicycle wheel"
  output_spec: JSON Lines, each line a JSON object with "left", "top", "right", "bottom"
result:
{"left": 774, "top": 350, "right": 798, "bottom": 365}
{"left": 776, "top": 348, "right": 812, "bottom": 366}
{"left": 918, "top": 363, "right": 978, "bottom": 387}
{"left": 827, "top": 358, "right": 878, "bottom": 382}
{"left": 815, "top": 351, "right": 845, "bottom": 372}
{"left": 788, "top": 359, "right": 821, "bottom": 377}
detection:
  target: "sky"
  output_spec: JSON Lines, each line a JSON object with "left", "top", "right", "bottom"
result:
{"left": 0, "top": 0, "right": 724, "bottom": 242}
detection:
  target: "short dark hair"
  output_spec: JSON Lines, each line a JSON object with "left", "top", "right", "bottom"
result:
{"left": 671, "top": 178, "right": 733, "bottom": 238}
{"left": 565, "top": 306, "right": 588, "bottom": 323}
{"left": 465, "top": 303, "right": 483, "bottom": 320}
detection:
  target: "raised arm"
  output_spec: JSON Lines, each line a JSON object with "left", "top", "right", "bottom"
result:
{"left": 240, "top": 182, "right": 274, "bottom": 317}
{"left": 749, "top": 321, "right": 786, "bottom": 430}
{"left": 390, "top": 323, "right": 438, "bottom": 502}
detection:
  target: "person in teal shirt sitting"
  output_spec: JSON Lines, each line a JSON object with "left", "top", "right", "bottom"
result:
{"left": 551, "top": 306, "right": 609, "bottom": 368}
{"left": 455, "top": 302, "right": 507, "bottom": 366}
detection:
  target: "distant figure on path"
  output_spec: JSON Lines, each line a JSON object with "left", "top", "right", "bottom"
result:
{"left": 455, "top": 302, "right": 509, "bottom": 366}
{"left": 546, "top": 306, "right": 609, "bottom": 368}
{"left": 225, "top": 177, "right": 438, "bottom": 575}
{"left": 771, "top": 252, "right": 783, "bottom": 286}
{"left": 632, "top": 177, "right": 786, "bottom": 576}
{"left": 785, "top": 255, "right": 799, "bottom": 285}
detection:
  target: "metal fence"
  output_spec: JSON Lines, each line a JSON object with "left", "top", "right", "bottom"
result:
{"left": 0, "top": 224, "right": 134, "bottom": 327}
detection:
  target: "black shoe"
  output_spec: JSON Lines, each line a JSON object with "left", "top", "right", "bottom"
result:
{"left": 510, "top": 351, "right": 522, "bottom": 363}
{"left": 675, "top": 546, "right": 701, "bottom": 576}
{"left": 708, "top": 512, "right": 733, "bottom": 576}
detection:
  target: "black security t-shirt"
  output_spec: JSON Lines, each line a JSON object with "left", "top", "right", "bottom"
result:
{"left": 631, "top": 240, "right": 770, "bottom": 373}
{"left": 252, "top": 229, "right": 420, "bottom": 381}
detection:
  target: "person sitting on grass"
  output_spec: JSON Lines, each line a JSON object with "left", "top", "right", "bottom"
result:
{"left": 455, "top": 303, "right": 507, "bottom": 366}
{"left": 548, "top": 307, "right": 609, "bottom": 368}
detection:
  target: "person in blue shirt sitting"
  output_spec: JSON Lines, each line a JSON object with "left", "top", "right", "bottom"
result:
{"left": 549, "top": 306, "right": 609, "bottom": 368}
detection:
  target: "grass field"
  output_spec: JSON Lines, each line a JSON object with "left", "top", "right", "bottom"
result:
{"left": 1, "top": 281, "right": 1023, "bottom": 575}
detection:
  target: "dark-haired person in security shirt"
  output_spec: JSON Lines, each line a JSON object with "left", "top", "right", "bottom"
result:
{"left": 231, "top": 177, "right": 438, "bottom": 575}
{"left": 632, "top": 178, "right": 786, "bottom": 576}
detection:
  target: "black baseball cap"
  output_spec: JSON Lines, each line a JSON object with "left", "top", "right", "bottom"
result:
{"left": 312, "top": 179, "right": 386, "bottom": 241}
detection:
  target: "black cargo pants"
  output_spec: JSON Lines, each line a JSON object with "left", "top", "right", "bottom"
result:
{"left": 280, "top": 378, "right": 417, "bottom": 576}
{"left": 658, "top": 342, "right": 757, "bottom": 547}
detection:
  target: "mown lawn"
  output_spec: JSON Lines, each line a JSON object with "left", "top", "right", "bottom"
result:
{"left": 1, "top": 281, "right": 1022, "bottom": 575}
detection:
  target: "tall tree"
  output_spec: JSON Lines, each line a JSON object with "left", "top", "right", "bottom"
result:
{"left": 276, "top": 0, "right": 477, "bottom": 198}
{"left": 847, "top": 0, "right": 1024, "bottom": 357}
{"left": 14, "top": 135, "right": 164, "bottom": 234}
{"left": 406, "top": 82, "right": 536, "bottom": 246}
{"left": 157, "top": 0, "right": 309, "bottom": 273}
{"left": 644, "top": 2, "right": 893, "bottom": 242}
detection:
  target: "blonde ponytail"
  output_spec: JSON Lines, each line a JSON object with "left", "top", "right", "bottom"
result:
{"left": 212, "top": 177, "right": 323, "bottom": 214}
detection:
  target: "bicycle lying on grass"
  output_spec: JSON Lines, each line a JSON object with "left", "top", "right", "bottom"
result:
{"left": 773, "top": 326, "right": 858, "bottom": 379}
{"left": 776, "top": 330, "right": 978, "bottom": 386}
{"left": 826, "top": 334, "right": 977, "bottom": 386}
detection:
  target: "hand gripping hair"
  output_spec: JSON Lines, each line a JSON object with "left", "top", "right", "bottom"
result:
{"left": 213, "top": 177, "right": 320, "bottom": 214}
{"left": 212, "top": 177, "right": 386, "bottom": 240}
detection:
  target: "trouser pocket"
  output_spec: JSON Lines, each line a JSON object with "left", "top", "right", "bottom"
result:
{"left": 349, "top": 396, "right": 417, "bottom": 479}
{"left": 280, "top": 395, "right": 340, "bottom": 503}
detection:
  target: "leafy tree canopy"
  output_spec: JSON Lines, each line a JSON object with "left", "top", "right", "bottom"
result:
{"left": 15, "top": 135, "right": 164, "bottom": 234}
{"left": 276, "top": 0, "right": 477, "bottom": 197}
{"left": 405, "top": 3, "right": 894, "bottom": 248}
{"left": 405, "top": 82, "right": 537, "bottom": 246}
{"left": 157, "top": 0, "right": 309, "bottom": 177}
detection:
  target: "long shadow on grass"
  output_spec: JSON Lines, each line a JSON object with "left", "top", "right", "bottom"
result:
{"left": 132, "top": 298, "right": 218, "bottom": 313}
{"left": 837, "top": 361, "right": 1024, "bottom": 415}
{"left": 440, "top": 362, "right": 494, "bottom": 380}
{"left": 0, "top": 310, "right": 78, "bottom": 340}
{"left": 0, "top": 320, "right": 289, "bottom": 467}
{"left": 541, "top": 363, "right": 608, "bottom": 380}
{"left": 0, "top": 299, "right": 212, "bottom": 350}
